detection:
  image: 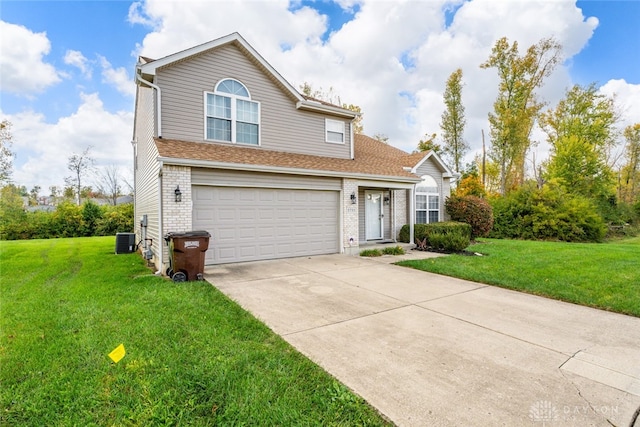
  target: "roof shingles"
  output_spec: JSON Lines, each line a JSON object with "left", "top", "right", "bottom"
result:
{"left": 155, "top": 134, "right": 424, "bottom": 181}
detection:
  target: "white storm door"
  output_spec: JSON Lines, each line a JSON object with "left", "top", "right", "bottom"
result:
{"left": 365, "top": 191, "right": 383, "bottom": 240}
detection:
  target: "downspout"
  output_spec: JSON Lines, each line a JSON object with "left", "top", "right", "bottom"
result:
{"left": 350, "top": 120, "right": 355, "bottom": 159}
{"left": 409, "top": 185, "right": 415, "bottom": 245}
{"left": 156, "top": 162, "right": 164, "bottom": 275}
{"left": 135, "top": 69, "right": 163, "bottom": 138}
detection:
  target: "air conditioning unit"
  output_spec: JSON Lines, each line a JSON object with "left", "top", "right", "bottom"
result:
{"left": 115, "top": 233, "right": 136, "bottom": 254}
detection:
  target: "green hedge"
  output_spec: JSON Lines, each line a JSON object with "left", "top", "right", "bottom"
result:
{"left": 398, "top": 221, "right": 471, "bottom": 251}
{"left": 488, "top": 182, "right": 607, "bottom": 242}
{"left": 0, "top": 201, "right": 134, "bottom": 240}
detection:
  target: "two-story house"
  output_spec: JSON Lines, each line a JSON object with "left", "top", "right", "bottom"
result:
{"left": 132, "top": 32, "right": 454, "bottom": 273}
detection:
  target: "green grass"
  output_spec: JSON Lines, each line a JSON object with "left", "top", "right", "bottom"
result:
{"left": 0, "top": 237, "right": 390, "bottom": 426}
{"left": 398, "top": 237, "right": 640, "bottom": 317}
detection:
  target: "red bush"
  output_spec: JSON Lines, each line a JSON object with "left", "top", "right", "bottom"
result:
{"left": 445, "top": 195, "right": 494, "bottom": 239}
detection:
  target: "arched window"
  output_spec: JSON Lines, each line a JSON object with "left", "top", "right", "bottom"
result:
{"left": 205, "top": 78, "right": 260, "bottom": 145}
{"left": 416, "top": 175, "right": 440, "bottom": 224}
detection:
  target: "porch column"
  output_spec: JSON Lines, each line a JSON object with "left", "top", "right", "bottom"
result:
{"left": 343, "top": 178, "right": 359, "bottom": 255}
{"left": 409, "top": 186, "right": 415, "bottom": 244}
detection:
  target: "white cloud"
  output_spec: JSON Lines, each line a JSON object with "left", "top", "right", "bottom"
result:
{"left": 64, "top": 49, "right": 92, "bottom": 78}
{"left": 3, "top": 93, "right": 134, "bottom": 191}
{"left": 98, "top": 56, "right": 136, "bottom": 98}
{"left": 0, "top": 21, "right": 62, "bottom": 95}
{"left": 599, "top": 79, "right": 640, "bottom": 130}
{"left": 127, "top": 1, "right": 157, "bottom": 28}
{"left": 124, "top": 0, "right": 635, "bottom": 172}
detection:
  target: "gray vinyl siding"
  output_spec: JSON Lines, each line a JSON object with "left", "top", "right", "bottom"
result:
{"left": 414, "top": 158, "right": 450, "bottom": 222}
{"left": 133, "top": 85, "right": 161, "bottom": 267}
{"left": 191, "top": 168, "right": 341, "bottom": 190}
{"left": 156, "top": 43, "right": 352, "bottom": 159}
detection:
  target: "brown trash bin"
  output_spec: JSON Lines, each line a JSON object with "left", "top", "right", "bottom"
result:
{"left": 164, "top": 231, "right": 211, "bottom": 282}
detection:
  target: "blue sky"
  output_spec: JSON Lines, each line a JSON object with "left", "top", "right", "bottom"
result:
{"left": 1, "top": 0, "right": 639, "bottom": 191}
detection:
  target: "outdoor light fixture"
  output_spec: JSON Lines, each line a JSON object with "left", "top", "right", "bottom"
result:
{"left": 350, "top": 192, "right": 357, "bottom": 204}
{"left": 384, "top": 195, "right": 390, "bottom": 205}
{"left": 174, "top": 185, "right": 182, "bottom": 203}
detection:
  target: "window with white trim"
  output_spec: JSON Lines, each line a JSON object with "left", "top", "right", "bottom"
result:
{"left": 325, "top": 119, "right": 345, "bottom": 143}
{"left": 205, "top": 79, "right": 259, "bottom": 145}
{"left": 416, "top": 175, "right": 440, "bottom": 224}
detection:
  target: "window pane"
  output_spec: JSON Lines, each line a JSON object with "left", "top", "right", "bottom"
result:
{"left": 211, "top": 95, "right": 231, "bottom": 118}
{"left": 217, "top": 79, "right": 249, "bottom": 97}
{"left": 207, "top": 117, "right": 231, "bottom": 141}
{"left": 416, "top": 195, "right": 427, "bottom": 210}
{"left": 416, "top": 211, "right": 427, "bottom": 224}
{"left": 428, "top": 195, "right": 439, "bottom": 209}
{"left": 237, "top": 122, "right": 259, "bottom": 145}
{"left": 237, "top": 100, "right": 258, "bottom": 123}
{"left": 327, "top": 131, "right": 344, "bottom": 143}
{"left": 416, "top": 175, "right": 438, "bottom": 193}
{"left": 428, "top": 211, "right": 439, "bottom": 223}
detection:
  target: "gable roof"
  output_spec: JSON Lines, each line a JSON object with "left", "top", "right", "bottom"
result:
{"left": 411, "top": 150, "right": 455, "bottom": 178}
{"left": 136, "top": 32, "right": 357, "bottom": 119}
{"left": 155, "top": 134, "right": 454, "bottom": 184}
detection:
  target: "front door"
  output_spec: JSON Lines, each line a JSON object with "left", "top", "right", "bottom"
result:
{"left": 365, "top": 191, "right": 383, "bottom": 240}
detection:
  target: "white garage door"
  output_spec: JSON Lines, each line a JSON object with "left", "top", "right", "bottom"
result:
{"left": 193, "top": 186, "right": 340, "bottom": 264}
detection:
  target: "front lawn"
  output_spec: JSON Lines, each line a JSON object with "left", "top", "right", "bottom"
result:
{"left": 0, "top": 237, "right": 389, "bottom": 426}
{"left": 398, "top": 237, "right": 640, "bottom": 317}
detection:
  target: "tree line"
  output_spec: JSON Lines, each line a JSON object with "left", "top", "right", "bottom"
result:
{"left": 0, "top": 122, "right": 134, "bottom": 240}
{"left": 439, "top": 37, "right": 640, "bottom": 240}
{"left": 302, "top": 36, "right": 640, "bottom": 241}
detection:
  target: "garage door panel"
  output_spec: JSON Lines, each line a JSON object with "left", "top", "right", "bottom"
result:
{"left": 217, "top": 208, "right": 236, "bottom": 221}
{"left": 193, "top": 186, "right": 339, "bottom": 264}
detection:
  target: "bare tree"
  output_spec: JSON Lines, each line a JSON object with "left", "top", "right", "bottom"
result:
{"left": 0, "top": 119, "right": 15, "bottom": 186}
{"left": 95, "top": 164, "right": 124, "bottom": 205}
{"left": 65, "top": 146, "right": 95, "bottom": 205}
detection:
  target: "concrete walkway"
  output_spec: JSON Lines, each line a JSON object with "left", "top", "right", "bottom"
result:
{"left": 204, "top": 252, "right": 640, "bottom": 427}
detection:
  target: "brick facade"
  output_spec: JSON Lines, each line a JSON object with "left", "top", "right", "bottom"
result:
{"left": 161, "top": 165, "right": 192, "bottom": 266}
{"left": 393, "top": 189, "right": 408, "bottom": 240}
{"left": 342, "top": 178, "right": 360, "bottom": 255}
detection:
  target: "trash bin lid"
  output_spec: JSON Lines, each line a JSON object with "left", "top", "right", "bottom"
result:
{"left": 183, "top": 230, "right": 211, "bottom": 238}
{"left": 165, "top": 230, "right": 211, "bottom": 239}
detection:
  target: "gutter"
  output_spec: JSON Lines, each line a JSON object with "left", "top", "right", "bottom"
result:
{"left": 296, "top": 100, "right": 357, "bottom": 119}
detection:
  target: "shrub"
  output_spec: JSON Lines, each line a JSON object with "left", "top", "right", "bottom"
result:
{"left": 445, "top": 195, "right": 494, "bottom": 239}
{"left": 359, "top": 249, "right": 382, "bottom": 257}
{"left": 81, "top": 201, "right": 102, "bottom": 236}
{"left": 96, "top": 203, "right": 134, "bottom": 235}
{"left": 489, "top": 182, "right": 606, "bottom": 242}
{"left": 50, "top": 201, "right": 84, "bottom": 238}
{"left": 428, "top": 231, "right": 470, "bottom": 252}
{"left": 398, "top": 224, "right": 430, "bottom": 243}
{"left": 382, "top": 245, "right": 405, "bottom": 255}
{"left": 398, "top": 222, "right": 471, "bottom": 251}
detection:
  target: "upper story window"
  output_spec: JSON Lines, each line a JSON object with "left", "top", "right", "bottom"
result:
{"left": 205, "top": 79, "right": 260, "bottom": 145}
{"left": 325, "top": 119, "right": 345, "bottom": 144}
{"left": 416, "top": 175, "right": 440, "bottom": 224}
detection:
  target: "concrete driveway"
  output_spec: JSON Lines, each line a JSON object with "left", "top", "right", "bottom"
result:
{"left": 204, "top": 252, "right": 640, "bottom": 427}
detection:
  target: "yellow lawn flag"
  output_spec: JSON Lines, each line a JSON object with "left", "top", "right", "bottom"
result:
{"left": 108, "top": 344, "right": 126, "bottom": 363}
